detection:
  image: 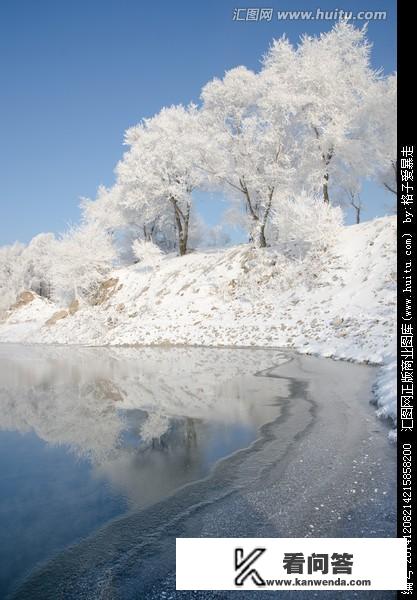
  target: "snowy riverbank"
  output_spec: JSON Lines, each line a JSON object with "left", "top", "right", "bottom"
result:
{"left": 0, "top": 216, "right": 397, "bottom": 431}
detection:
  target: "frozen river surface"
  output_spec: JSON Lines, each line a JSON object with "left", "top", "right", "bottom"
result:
{"left": 0, "top": 345, "right": 395, "bottom": 599}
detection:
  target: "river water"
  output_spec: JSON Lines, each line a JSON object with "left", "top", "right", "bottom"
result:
{"left": 0, "top": 345, "right": 396, "bottom": 599}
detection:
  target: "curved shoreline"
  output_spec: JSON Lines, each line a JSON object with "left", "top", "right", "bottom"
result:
{"left": 9, "top": 353, "right": 396, "bottom": 600}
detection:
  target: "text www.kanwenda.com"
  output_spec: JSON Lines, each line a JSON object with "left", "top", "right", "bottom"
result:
{"left": 263, "top": 578, "right": 372, "bottom": 587}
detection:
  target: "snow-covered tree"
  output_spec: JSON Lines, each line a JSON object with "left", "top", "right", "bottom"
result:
{"left": 0, "top": 234, "right": 57, "bottom": 310}
{"left": 0, "top": 242, "right": 25, "bottom": 311}
{"left": 262, "top": 22, "right": 381, "bottom": 205}
{"left": 51, "top": 222, "right": 117, "bottom": 303}
{"left": 358, "top": 73, "right": 397, "bottom": 196}
{"left": 81, "top": 184, "right": 127, "bottom": 234}
{"left": 21, "top": 233, "right": 56, "bottom": 298}
{"left": 336, "top": 186, "right": 363, "bottom": 224}
{"left": 117, "top": 104, "right": 204, "bottom": 256}
{"left": 200, "top": 66, "right": 295, "bottom": 247}
{"left": 82, "top": 184, "right": 159, "bottom": 264}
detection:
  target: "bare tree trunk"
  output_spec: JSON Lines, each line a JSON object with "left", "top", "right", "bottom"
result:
{"left": 248, "top": 216, "right": 267, "bottom": 248}
{"left": 383, "top": 160, "right": 398, "bottom": 196}
{"left": 258, "top": 226, "right": 267, "bottom": 248}
{"left": 143, "top": 223, "right": 157, "bottom": 242}
{"left": 355, "top": 206, "right": 361, "bottom": 224}
{"left": 240, "top": 177, "right": 270, "bottom": 248}
{"left": 348, "top": 191, "right": 362, "bottom": 224}
{"left": 249, "top": 214, "right": 267, "bottom": 248}
{"left": 179, "top": 230, "right": 187, "bottom": 256}
{"left": 313, "top": 126, "right": 333, "bottom": 204}
{"left": 39, "top": 280, "right": 51, "bottom": 299}
{"left": 323, "top": 174, "right": 330, "bottom": 204}
{"left": 171, "top": 197, "right": 190, "bottom": 256}
{"left": 257, "top": 187, "right": 274, "bottom": 248}
{"left": 208, "top": 170, "right": 275, "bottom": 248}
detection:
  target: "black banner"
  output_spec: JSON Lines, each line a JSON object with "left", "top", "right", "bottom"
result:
{"left": 397, "top": 1, "right": 415, "bottom": 597}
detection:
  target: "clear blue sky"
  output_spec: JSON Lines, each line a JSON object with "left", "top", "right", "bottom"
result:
{"left": 0, "top": 0, "right": 396, "bottom": 245}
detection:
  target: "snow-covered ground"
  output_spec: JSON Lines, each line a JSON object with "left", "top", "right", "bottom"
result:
{"left": 0, "top": 216, "right": 397, "bottom": 431}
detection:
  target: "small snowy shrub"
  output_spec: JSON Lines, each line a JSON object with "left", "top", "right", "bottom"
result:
{"left": 132, "top": 239, "right": 163, "bottom": 268}
{"left": 271, "top": 193, "right": 344, "bottom": 249}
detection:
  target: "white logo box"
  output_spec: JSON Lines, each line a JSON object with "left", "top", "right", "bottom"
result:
{"left": 176, "top": 538, "right": 407, "bottom": 591}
